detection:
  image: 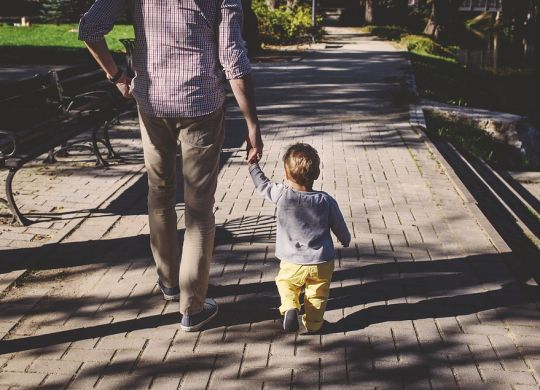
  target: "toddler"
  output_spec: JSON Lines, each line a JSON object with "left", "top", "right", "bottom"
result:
{"left": 248, "top": 143, "right": 351, "bottom": 332}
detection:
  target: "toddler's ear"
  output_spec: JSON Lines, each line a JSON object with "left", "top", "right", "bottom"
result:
{"left": 313, "top": 166, "right": 320, "bottom": 181}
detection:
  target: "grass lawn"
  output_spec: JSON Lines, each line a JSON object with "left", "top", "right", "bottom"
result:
{"left": 0, "top": 24, "right": 134, "bottom": 64}
{"left": 364, "top": 25, "right": 540, "bottom": 123}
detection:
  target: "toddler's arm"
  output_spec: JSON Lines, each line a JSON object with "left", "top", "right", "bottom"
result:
{"left": 329, "top": 197, "right": 351, "bottom": 247}
{"left": 249, "top": 163, "right": 285, "bottom": 204}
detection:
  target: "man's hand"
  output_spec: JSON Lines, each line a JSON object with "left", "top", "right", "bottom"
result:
{"left": 83, "top": 39, "right": 134, "bottom": 98}
{"left": 115, "top": 73, "right": 133, "bottom": 98}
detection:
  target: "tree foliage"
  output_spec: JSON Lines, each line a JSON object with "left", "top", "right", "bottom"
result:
{"left": 40, "top": 0, "right": 95, "bottom": 23}
{"left": 252, "top": 0, "right": 316, "bottom": 44}
{"left": 0, "top": 0, "right": 41, "bottom": 17}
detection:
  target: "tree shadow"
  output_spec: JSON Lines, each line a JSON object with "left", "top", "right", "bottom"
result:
{"left": 2, "top": 247, "right": 539, "bottom": 354}
{"left": 0, "top": 215, "right": 276, "bottom": 274}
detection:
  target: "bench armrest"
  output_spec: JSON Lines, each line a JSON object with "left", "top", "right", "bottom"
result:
{"left": 0, "top": 130, "right": 17, "bottom": 157}
{"left": 66, "top": 90, "right": 113, "bottom": 113}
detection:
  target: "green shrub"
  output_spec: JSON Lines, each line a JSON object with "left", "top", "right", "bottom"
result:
{"left": 252, "top": 0, "right": 316, "bottom": 44}
{"left": 400, "top": 34, "right": 458, "bottom": 60}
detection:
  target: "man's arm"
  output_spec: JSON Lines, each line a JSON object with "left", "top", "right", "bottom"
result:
{"left": 230, "top": 76, "right": 262, "bottom": 163}
{"left": 84, "top": 40, "right": 132, "bottom": 98}
{"left": 78, "top": 0, "right": 131, "bottom": 97}
{"left": 218, "top": 0, "right": 262, "bottom": 164}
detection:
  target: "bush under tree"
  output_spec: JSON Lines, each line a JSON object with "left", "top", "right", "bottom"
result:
{"left": 252, "top": 0, "right": 316, "bottom": 44}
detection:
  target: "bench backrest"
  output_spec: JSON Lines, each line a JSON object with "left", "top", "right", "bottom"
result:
{"left": 51, "top": 66, "right": 111, "bottom": 101}
{"left": 0, "top": 74, "right": 61, "bottom": 130}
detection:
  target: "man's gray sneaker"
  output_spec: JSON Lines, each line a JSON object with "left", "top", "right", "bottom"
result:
{"left": 180, "top": 298, "right": 218, "bottom": 332}
{"left": 283, "top": 309, "right": 300, "bottom": 332}
{"left": 158, "top": 279, "right": 180, "bottom": 301}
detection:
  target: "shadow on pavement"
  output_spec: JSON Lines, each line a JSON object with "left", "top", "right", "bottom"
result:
{"left": 2, "top": 246, "right": 539, "bottom": 354}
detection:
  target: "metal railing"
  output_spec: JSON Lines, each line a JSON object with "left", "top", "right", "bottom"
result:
{"left": 458, "top": 0, "right": 502, "bottom": 12}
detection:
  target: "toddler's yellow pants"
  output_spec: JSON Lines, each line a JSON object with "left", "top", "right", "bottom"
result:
{"left": 275, "top": 260, "right": 334, "bottom": 332}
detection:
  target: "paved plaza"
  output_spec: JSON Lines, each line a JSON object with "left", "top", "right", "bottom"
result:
{"left": 1, "top": 28, "right": 540, "bottom": 389}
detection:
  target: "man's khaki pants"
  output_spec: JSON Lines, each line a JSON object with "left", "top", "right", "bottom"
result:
{"left": 138, "top": 107, "right": 224, "bottom": 315}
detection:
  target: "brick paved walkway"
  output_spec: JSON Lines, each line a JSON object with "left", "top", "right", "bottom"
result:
{"left": 1, "top": 28, "right": 540, "bottom": 389}
{"left": 0, "top": 113, "right": 145, "bottom": 293}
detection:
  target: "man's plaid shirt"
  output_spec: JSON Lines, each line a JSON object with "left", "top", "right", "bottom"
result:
{"left": 79, "top": 0, "right": 252, "bottom": 118}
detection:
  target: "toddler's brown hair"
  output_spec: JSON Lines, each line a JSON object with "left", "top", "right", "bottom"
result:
{"left": 283, "top": 143, "right": 320, "bottom": 187}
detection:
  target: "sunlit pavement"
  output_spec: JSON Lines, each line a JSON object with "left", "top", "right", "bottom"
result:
{"left": 1, "top": 28, "right": 540, "bottom": 389}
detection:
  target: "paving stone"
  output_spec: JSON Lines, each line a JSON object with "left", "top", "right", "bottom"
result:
{"left": 481, "top": 368, "right": 537, "bottom": 386}
{"left": 95, "top": 336, "right": 147, "bottom": 350}
{"left": 62, "top": 348, "right": 115, "bottom": 363}
{"left": 97, "top": 373, "right": 153, "bottom": 389}
{"left": 1, "top": 356, "right": 37, "bottom": 372}
{"left": 40, "top": 373, "right": 75, "bottom": 389}
{"left": 28, "top": 359, "right": 82, "bottom": 375}
{"left": 0, "top": 371, "right": 47, "bottom": 387}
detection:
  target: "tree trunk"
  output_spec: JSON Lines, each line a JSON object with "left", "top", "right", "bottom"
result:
{"left": 365, "top": 0, "right": 375, "bottom": 24}
{"left": 286, "top": 0, "right": 298, "bottom": 8}
{"left": 496, "top": 11, "right": 503, "bottom": 25}
{"left": 266, "top": 0, "right": 279, "bottom": 9}
{"left": 423, "top": 0, "right": 460, "bottom": 39}
{"left": 242, "top": 0, "right": 261, "bottom": 57}
{"left": 423, "top": 0, "right": 442, "bottom": 38}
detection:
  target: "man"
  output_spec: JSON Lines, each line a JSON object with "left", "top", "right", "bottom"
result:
{"left": 79, "top": 0, "right": 263, "bottom": 332}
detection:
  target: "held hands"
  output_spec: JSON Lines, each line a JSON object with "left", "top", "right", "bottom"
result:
{"left": 247, "top": 147, "right": 259, "bottom": 164}
{"left": 246, "top": 124, "right": 263, "bottom": 164}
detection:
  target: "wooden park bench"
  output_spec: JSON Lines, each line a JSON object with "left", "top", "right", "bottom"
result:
{"left": 0, "top": 65, "right": 129, "bottom": 226}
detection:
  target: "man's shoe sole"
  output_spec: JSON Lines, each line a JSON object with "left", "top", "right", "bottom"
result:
{"left": 180, "top": 306, "right": 219, "bottom": 332}
{"left": 158, "top": 279, "right": 180, "bottom": 301}
{"left": 163, "top": 293, "right": 180, "bottom": 301}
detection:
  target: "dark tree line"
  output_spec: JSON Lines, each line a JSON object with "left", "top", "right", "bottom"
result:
{"left": 497, "top": 0, "right": 540, "bottom": 27}
{"left": 360, "top": 0, "right": 539, "bottom": 39}
{"left": 5, "top": 0, "right": 538, "bottom": 45}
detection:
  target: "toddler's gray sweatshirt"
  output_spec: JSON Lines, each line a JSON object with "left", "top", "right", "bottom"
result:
{"left": 249, "top": 163, "right": 351, "bottom": 265}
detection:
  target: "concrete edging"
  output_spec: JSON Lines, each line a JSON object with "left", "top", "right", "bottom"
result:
{"left": 403, "top": 50, "right": 511, "bottom": 254}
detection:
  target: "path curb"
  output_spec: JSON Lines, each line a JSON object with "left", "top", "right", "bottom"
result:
{"left": 404, "top": 52, "right": 512, "bottom": 254}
